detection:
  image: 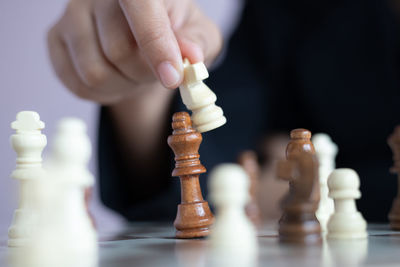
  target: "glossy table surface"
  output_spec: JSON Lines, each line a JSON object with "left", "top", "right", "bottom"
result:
{"left": 1, "top": 223, "right": 400, "bottom": 267}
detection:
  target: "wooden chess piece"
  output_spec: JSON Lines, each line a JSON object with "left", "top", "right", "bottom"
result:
{"left": 277, "top": 152, "right": 322, "bottom": 244}
{"left": 286, "top": 128, "right": 316, "bottom": 159}
{"left": 168, "top": 112, "right": 214, "bottom": 238}
{"left": 237, "top": 150, "right": 262, "bottom": 227}
{"left": 281, "top": 128, "right": 316, "bottom": 207}
{"left": 388, "top": 126, "right": 400, "bottom": 230}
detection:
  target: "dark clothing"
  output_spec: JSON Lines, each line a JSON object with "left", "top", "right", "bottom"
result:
{"left": 99, "top": 0, "right": 400, "bottom": 222}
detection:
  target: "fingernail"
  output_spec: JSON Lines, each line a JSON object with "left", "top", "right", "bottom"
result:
{"left": 157, "top": 61, "right": 181, "bottom": 88}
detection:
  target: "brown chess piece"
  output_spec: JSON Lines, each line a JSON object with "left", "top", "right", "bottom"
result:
{"left": 388, "top": 126, "right": 400, "bottom": 230}
{"left": 238, "top": 150, "right": 262, "bottom": 227}
{"left": 277, "top": 151, "right": 321, "bottom": 244}
{"left": 167, "top": 112, "right": 214, "bottom": 238}
{"left": 281, "top": 128, "right": 316, "bottom": 206}
{"left": 286, "top": 128, "right": 316, "bottom": 159}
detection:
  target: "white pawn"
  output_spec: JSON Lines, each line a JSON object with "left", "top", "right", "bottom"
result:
{"left": 208, "top": 164, "right": 258, "bottom": 257}
{"left": 13, "top": 178, "right": 98, "bottom": 267}
{"left": 179, "top": 58, "right": 227, "bottom": 133}
{"left": 45, "top": 118, "right": 97, "bottom": 252}
{"left": 46, "top": 117, "right": 94, "bottom": 187}
{"left": 8, "top": 111, "right": 47, "bottom": 247}
{"left": 327, "top": 169, "right": 367, "bottom": 239}
{"left": 312, "top": 133, "right": 338, "bottom": 232}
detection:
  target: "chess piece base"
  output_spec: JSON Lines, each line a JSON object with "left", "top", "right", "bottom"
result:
{"left": 279, "top": 220, "right": 322, "bottom": 244}
{"left": 194, "top": 115, "right": 226, "bottom": 133}
{"left": 327, "top": 232, "right": 367, "bottom": 240}
{"left": 7, "top": 238, "right": 30, "bottom": 247}
{"left": 279, "top": 233, "right": 322, "bottom": 245}
{"left": 174, "top": 201, "right": 213, "bottom": 239}
{"left": 327, "top": 212, "right": 367, "bottom": 240}
{"left": 8, "top": 209, "right": 36, "bottom": 247}
{"left": 279, "top": 201, "right": 322, "bottom": 244}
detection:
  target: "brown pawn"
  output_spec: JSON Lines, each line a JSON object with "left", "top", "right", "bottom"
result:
{"left": 238, "top": 150, "right": 262, "bottom": 227}
{"left": 286, "top": 128, "right": 316, "bottom": 159}
{"left": 277, "top": 151, "right": 321, "bottom": 244}
{"left": 167, "top": 112, "right": 214, "bottom": 238}
{"left": 388, "top": 126, "right": 400, "bottom": 230}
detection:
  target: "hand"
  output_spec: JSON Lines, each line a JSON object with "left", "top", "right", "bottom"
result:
{"left": 47, "top": 0, "right": 222, "bottom": 104}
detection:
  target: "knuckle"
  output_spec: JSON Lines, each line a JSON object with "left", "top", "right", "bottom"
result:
{"left": 213, "top": 28, "right": 223, "bottom": 55}
{"left": 72, "top": 86, "right": 91, "bottom": 100}
{"left": 64, "top": 1, "right": 79, "bottom": 19}
{"left": 80, "top": 64, "right": 109, "bottom": 88}
{"left": 137, "top": 28, "right": 166, "bottom": 51}
{"left": 103, "top": 42, "right": 132, "bottom": 64}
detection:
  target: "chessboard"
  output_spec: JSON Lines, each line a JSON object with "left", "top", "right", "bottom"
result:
{"left": 1, "top": 223, "right": 399, "bottom": 267}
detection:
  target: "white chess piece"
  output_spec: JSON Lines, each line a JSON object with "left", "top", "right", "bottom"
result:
{"left": 46, "top": 117, "right": 94, "bottom": 187}
{"left": 45, "top": 117, "right": 97, "bottom": 252}
{"left": 312, "top": 133, "right": 338, "bottom": 232}
{"left": 208, "top": 164, "right": 258, "bottom": 256}
{"left": 8, "top": 111, "right": 47, "bottom": 247}
{"left": 327, "top": 168, "right": 367, "bottom": 239}
{"left": 179, "top": 58, "right": 226, "bottom": 133}
{"left": 12, "top": 177, "right": 98, "bottom": 267}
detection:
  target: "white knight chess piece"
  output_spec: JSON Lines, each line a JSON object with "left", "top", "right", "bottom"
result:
{"left": 179, "top": 58, "right": 226, "bottom": 133}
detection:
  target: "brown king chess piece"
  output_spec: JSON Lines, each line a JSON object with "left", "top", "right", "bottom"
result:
{"left": 238, "top": 150, "right": 262, "bottom": 227}
{"left": 277, "top": 128, "right": 321, "bottom": 244}
{"left": 388, "top": 126, "right": 400, "bottom": 230}
{"left": 168, "top": 112, "right": 214, "bottom": 238}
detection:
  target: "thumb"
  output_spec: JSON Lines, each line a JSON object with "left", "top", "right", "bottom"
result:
{"left": 119, "top": 0, "right": 183, "bottom": 89}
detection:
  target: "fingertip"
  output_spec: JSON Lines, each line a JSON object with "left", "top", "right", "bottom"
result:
{"left": 157, "top": 61, "right": 183, "bottom": 89}
{"left": 178, "top": 38, "right": 205, "bottom": 63}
